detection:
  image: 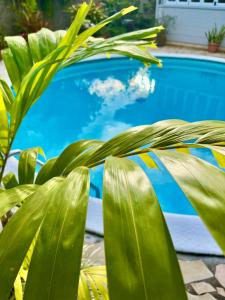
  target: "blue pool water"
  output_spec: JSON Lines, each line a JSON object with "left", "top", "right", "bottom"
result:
{"left": 13, "top": 57, "right": 225, "bottom": 215}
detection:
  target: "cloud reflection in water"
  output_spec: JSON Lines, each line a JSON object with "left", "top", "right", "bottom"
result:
{"left": 78, "top": 67, "right": 155, "bottom": 140}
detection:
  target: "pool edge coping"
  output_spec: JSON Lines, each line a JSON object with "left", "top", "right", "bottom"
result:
{"left": 81, "top": 52, "right": 225, "bottom": 64}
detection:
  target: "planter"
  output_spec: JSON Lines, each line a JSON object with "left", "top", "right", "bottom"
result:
{"left": 208, "top": 43, "right": 220, "bottom": 53}
{"left": 156, "top": 31, "right": 167, "bottom": 47}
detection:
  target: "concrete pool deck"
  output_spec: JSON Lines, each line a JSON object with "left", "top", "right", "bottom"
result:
{"left": 153, "top": 44, "right": 225, "bottom": 59}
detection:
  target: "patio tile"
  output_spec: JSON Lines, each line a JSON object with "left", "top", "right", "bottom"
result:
{"left": 199, "top": 294, "right": 217, "bottom": 300}
{"left": 83, "top": 241, "right": 105, "bottom": 265}
{"left": 179, "top": 260, "right": 214, "bottom": 284}
{"left": 187, "top": 293, "right": 200, "bottom": 300}
{"left": 191, "top": 282, "right": 215, "bottom": 295}
{"left": 216, "top": 287, "right": 225, "bottom": 297}
{"left": 215, "top": 264, "right": 225, "bottom": 288}
{"left": 187, "top": 293, "right": 217, "bottom": 300}
{"left": 84, "top": 235, "right": 225, "bottom": 299}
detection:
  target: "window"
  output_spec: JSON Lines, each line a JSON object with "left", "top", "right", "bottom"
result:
{"left": 164, "top": 0, "right": 225, "bottom": 8}
{"left": 217, "top": 0, "right": 225, "bottom": 7}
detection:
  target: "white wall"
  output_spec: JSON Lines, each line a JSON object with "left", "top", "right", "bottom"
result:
{"left": 156, "top": 4, "right": 225, "bottom": 47}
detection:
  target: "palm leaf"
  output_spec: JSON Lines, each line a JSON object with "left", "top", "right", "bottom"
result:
{"left": 79, "top": 266, "right": 108, "bottom": 300}
{"left": 4, "top": 36, "right": 32, "bottom": 84}
{"left": 0, "top": 78, "right": 14, "bottom": 113}
{"left": 2, "top": 172, "right": 18, "bottom": 189}
{"left": 0, "top": 184, "right": 37, "bottom": 218}
{"left": 0, "top": 3, "right": 225, "bottom": 299}
{"left": 0, "top": 89, "right": 9, "bottom": 155}
{"left": 1, "top": 48, "right": 21, "bottom": 92}
{"left": 103, "top": 156, "right": 187, "bottom": 300}
{"left": 18, "top": 147, "right": 45, "bottom": 184}
{"left": 0, "top": 121, "right": 225, "bottom": 299}
{"left": 0, "top": 178, "right": 62, "bottom": 299}
{"left": 24, "top": 167, "right": 90, "bottom": 300}
{"left": 14, "top": 273, "right": 23, "bottom": 300}
{"left": 34, "top": 157, "right": 57, "bottom": 185}
{"left": 50, "top": 140, "right": 103, "bottom": 177}
{"left": 154, "top": 149, "right": 225, "bottom": 254}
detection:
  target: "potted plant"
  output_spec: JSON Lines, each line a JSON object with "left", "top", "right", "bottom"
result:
{"left": 205, "top": 24, "right": 225, "bottom": 53}
{"left": 155, "top": 15, "right": 176, "bottom": 47}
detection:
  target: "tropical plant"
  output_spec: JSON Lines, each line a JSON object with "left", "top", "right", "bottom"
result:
{"left": 0, "top": 26, "right": 7, "bottom": 52}
{"left": 155, "top": 15, "right": 175, "bottom": 34}
{"left": 9, "top": 241, "right": 107, "bottom": 299}
{"left": 205, "top": 24, "right": 225, "bottom": 44}
{"left": 154, "top": 15, "right": 176, "bottom": 47}
{"left": 10, "top": 0, "right": 49, "bottom": 35}
{"left": 0, "top": 2, "right": 225, "bottom": 300}
{"left": 101, "top": 0, "right": 156, "bottom": 36}
{"left": 65, "top": 1, "right": 107, "bottom": 28}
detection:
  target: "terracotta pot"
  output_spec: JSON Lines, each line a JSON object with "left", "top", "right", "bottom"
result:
{"left": 208, "top": 43, "right": 220, "bottom": 53}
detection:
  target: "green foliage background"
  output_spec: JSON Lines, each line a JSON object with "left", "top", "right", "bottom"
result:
{"left": 0, "top": 0, "right": 156, "bottom": 46}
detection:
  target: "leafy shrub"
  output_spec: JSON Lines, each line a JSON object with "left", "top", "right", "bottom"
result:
{"left": 11, "top": 0, "right": 49, "bottom": 34}
{"left": 0, "top": 33, "right": 7, "bottom": 51}
{"left": 65, "top": 1, "right": 107, "bottom": 27}
{"left": 155, "top": 15, "right": 176, "bottom": 33}
{"left": 101, "top": 0, "right": 156, "bottom": 36}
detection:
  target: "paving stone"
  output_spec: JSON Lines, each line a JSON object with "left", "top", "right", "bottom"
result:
{"left": 187, "top": 293, "right": 200, "bottom": 300}
{"left": 216, "top": 287, "right": 225, "bottom": 297}
{"left": 191, "top": 282, "right": 216, "bottom": 295}
{"left": 85, "top": 233, "right": 103, "bottom": 243}
{"left": 179, "top": 260, "right": 214, "bottom": 284}
{"left": 215, "top": 264, "right": 225, "bottom": 288}
{"left": 200, "top": 294, "right": 217, "bottom": 300}
{"left": 187, "top": 293, "right": 217, "bottom": 300}
{"left": 83, "top": 241, "right": 105, "bottom": 265}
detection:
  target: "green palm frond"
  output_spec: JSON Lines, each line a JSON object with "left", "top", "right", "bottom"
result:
{"left": 0, "top": 2, "right": 225, "bottom": 300}
{"left": 79, "top": 266, "right": 108, "bottom": 300}
{"left": 0, "top": 120, "right": 225, "bottom": 299}
{"left": 1, "top": 4, "right": 162, "bottom": 144}
{"left": 12, "top": 243, "right": 107, "bottom": 300}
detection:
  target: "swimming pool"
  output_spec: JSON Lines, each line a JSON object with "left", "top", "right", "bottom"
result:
{"left": 13, "top": 56, "right": 225, "bottom": 218}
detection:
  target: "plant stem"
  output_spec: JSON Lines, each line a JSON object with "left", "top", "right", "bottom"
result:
{"left": 0, "top": 152, "right": 9, "bottom": 185}
{"left": 0, "top": 138, "right": 15, "bottom": 185}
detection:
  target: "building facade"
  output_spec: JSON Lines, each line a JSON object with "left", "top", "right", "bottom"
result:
{"left": 155, "top": 0, "right": 225, "bottom": 47}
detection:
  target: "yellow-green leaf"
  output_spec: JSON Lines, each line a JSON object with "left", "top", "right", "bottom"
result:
{"left": 0, "top": 89, "right": 9, "bottom": 154}
{"left": 103, "top": 156, "right": 187, "bottom": 300}
{"left": 138, "top": 152, "right": 158, "bottom": 168}
{"left": 212, "top": 150, "right": 225, "bottom": 168}
{"left": 14, "top": 274, "right": 23, "bottom": 300}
